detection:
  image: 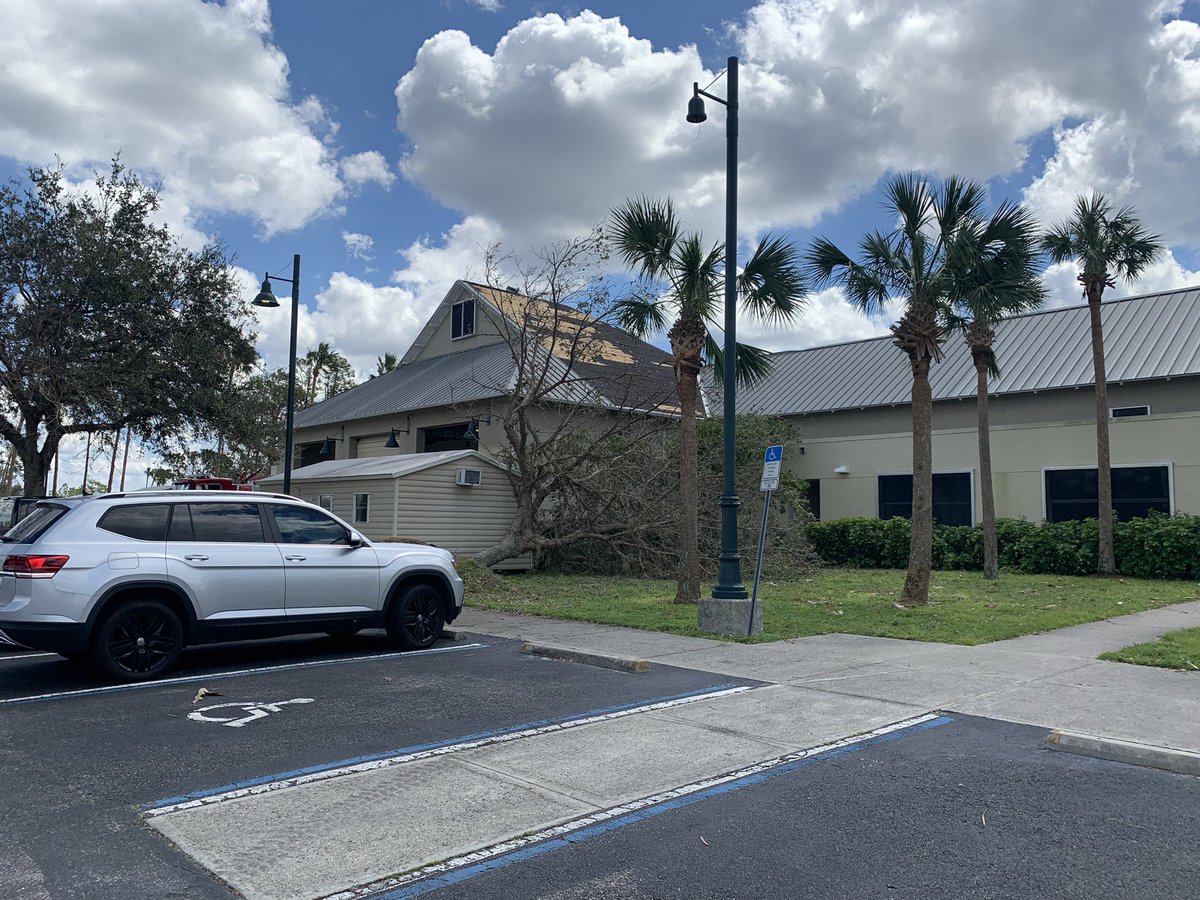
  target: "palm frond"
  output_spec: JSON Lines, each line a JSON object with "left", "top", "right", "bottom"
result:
{"left": 737, "top": 233, "right": 806, "bottom": 325}
{"left": 805, "top": 234, "right": 892, "bottom": 316}
{"left": 613, "top": 295, "right": 669, "bottom": 337}
{"left": 674, "top": 234, "right": 723, "bottom": 322}
{"left": 609, "top": 196, "right": 679, "bottom": 279}
{"left": 705, "top": 335, "right": 774, "bottom": 388}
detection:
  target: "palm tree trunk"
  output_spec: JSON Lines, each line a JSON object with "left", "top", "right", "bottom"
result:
{"left": 1087, "top": 293, "right": 1116, "bottom": 575}
{"left": 903, "top": 357, "right": 933, "bottom": 605}
{"left": 675, "top": 361, "right": 701, "bottom": 604}
{"left": 975, "top": 357, "right": 998, "bottom": 579}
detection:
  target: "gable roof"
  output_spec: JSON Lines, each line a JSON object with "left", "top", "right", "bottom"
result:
{"left": 257, "top": 450, "right": 504, "bottom": 484}
{"left": 733, "top": 287, "right": 1200, "bottom": 417}
{"left": 296, "top": 279, "right": 681, "bottom": 429}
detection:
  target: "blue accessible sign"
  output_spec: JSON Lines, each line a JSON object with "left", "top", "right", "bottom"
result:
{"left": 760, "top": 445, "right": 783, "bottom": 492}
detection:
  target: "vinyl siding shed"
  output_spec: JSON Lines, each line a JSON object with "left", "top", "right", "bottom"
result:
{"left": 257, "top": 450, "right": 530, "bottom": 570}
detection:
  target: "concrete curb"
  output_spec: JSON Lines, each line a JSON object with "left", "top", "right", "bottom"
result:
{"left": 1045, "top": 730, "right": 1200, "bottom": 777}
{"left": 519, "top": 641, "right": 650, "bottom": 674}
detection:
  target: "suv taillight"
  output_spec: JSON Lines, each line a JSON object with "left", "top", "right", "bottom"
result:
{"left": 2, "top": 555, "right": 70, "bottom": 578}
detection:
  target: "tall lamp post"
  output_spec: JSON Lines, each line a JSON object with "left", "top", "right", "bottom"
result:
{"left": 252, "top": 254, "right": 300, "bottom": 496}
{"left": 688, "top": 57, "right": 748, "bottom": 604}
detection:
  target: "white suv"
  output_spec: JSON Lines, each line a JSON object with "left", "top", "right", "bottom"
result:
{"left": 0, "top": 491, "right": 464, "bottom": 681}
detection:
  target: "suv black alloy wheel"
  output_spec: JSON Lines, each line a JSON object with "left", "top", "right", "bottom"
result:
{"left": 92, "top": 599, "right": 184, "bottom": 681}
{"left": 388, "top": 583, "right": 445, "bottom": 650}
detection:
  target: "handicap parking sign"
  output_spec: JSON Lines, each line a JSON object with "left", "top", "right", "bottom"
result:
{"left": 761, "top": 445, "right": 783, "bottom": 491}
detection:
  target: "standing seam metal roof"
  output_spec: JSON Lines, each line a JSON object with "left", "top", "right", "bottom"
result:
{"left": 733, "top": 287, "right": 1200, "bottom": 416}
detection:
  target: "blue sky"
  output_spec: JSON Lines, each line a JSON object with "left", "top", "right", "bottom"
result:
{"left": 3, "top": 0, "right": 1200, "bottom": 485}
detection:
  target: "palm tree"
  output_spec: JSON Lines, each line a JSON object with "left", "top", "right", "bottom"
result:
{"left": 302, "top": 342, "right": 338, "bottom": 406}
{"left": 949, "top": 202, "right": 1046, "bottom": 579}
{"left": 610, "top": 196, "right": 805, "bottom": 604}
{"left": 374, "top": 352, "right": 399, "bottom": 377}
{"left": 807, "top": 174, "right": 1032, "bottom": 605}
{"left": 1042, "top": 194, "right": 1163, "bottom": 575}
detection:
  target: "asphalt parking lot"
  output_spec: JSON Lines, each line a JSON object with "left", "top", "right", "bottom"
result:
{"left": 4, "top": 636, "right": 1199, "bottom": 900}
{"left": 0, "top": 633, "right": 756, "bottom": 899}
{"left": 421, "top": 714, "right": 1200, "bottom": 900}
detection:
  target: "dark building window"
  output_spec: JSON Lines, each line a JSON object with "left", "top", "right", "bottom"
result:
{"left": 804, "top": 479, "right": 821, "bottom": 521}
{"left": 1045, "top": 466, "right": 1170, "bottom": 522}
{"left": 878, "top": 473, "right": 973, "bottom": 526}
{"left": 1110, "top": 406, "right": 1150, "bottom": 418}
{"left": 298, "top": 443, "right": 325, "bottom": 468}
{"left": 421, "top": 423, "right": 477, "bottom": 453}
{"left": 451, "top": 299, "right": 475, "bottom": 339}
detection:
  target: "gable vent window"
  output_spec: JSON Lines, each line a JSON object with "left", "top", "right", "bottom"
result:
{"left": 456, "top": 468, "right": 482, "bottom": 486}
{"left": 451, "top": 299, "right": 476, "bottom": 339}
{"left": 1111, "top": 406, "right": 1150, "bottom": 418}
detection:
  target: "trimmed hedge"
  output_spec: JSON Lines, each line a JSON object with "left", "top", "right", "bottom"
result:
{"left": 807, "top": 513, "right": 1200, "bottom": 580}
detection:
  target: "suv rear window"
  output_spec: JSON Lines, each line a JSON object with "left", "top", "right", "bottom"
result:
{"left": 98, "top": 504, "right": 171, "bottom": 541}
{"left": 2, "top": 503, "right": 69, "bottom": 544}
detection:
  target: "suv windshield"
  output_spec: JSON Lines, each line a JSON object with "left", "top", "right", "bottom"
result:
{"left": 3, "top": 503, "right": 69, "bottom": 543}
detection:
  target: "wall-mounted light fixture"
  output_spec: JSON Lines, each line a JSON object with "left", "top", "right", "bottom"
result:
{"left": 462, "top": 412, "right": 492, "bottom": 444}
{"left": 384, "top": 415, "right": 412, "bottom": 449}
{"left": 319, "top": 426, "right": 346, "bottom": 456}
{"left": 833, "top": 465, "right": 850, "bottom": 475}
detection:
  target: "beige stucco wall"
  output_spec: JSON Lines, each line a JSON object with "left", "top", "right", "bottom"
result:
{"left": 794, "top": 405, "right": 1200, "bottom": 522}
{"left": 410, "top": 298, "right": 506, "bottom": 362}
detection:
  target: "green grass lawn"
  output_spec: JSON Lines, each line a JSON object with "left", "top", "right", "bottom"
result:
{"left": 462, "top": 565, "right": 1200, "bottom": 646}
{"left": 1099, "top": 627, "right": 1200, "bottom": 671}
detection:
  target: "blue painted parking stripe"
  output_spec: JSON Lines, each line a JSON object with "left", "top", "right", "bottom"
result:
{"left": 0, "top": 642, "right": 488, "bottom": 707}
{"left": 145, "top": 683, "right": 754, "bottom": 813}
{"left": 334, "top": 714, "right": 954, "bottom": 900}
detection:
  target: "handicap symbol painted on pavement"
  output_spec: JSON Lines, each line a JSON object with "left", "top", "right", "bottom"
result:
{"left": 188, "top": 698, "right": 315, "bottom": 728}
{"left": 764, "top": 445, "right": 783, "bottom": 462}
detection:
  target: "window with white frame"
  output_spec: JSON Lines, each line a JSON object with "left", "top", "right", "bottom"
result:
{"left": 1044, "top": 465, "right": 1170, "bottom": 522}
{"left": 451, "top": 299, "right": 475, "bottom": 339}
{"left": 878, "top": 472, "right": 973, "bottom": 526}
{"left": 353, "top": 493, "right": 370, "bottom": 524}
{"left": 318, "top": 495, "right": 333, "bottom": 511}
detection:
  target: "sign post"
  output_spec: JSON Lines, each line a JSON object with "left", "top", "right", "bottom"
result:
{"left": 748, "top": 446, "right": 783, "bottom": 636}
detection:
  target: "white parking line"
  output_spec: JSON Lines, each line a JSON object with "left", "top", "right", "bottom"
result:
{"left": 0, "top": 643, "right": 488, "bottom": 706}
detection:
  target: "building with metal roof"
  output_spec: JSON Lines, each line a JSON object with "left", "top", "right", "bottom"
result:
{"left": 291, "top": 279, "right": 679, "bottom": 465}
{"left": 278, "top": 281, "right": 681, "bottom": 564}
{"left": 743, "top": 287, "right": 1200, "bottom": 525}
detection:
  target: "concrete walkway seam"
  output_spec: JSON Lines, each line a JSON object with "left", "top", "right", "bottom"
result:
{"left": 519, "top": 642, "right": 650, "bottom": 673}
{"left": 1045, "top": 730, "right": 1200, "bottom": 777}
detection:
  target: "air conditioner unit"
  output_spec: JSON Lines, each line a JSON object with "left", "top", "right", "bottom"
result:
{"left": 455, "top": 468, "right": 482, "bottom": 486}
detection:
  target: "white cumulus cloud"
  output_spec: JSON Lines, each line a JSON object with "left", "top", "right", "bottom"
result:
{"left": 341, "top": 150, "right": 397, "bottom": 189}
{"left": 0, "top": 0, "right": 345, "bottom": 237}
{"left": 343, "top": 232, "right": 376, "bottom": 261}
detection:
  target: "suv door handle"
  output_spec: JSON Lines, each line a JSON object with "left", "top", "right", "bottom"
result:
{"left": 284, "top": 554, "right": 307, "bottom": 561}
{"left": 184, "top": 554, "right": 209, "bottom": 561}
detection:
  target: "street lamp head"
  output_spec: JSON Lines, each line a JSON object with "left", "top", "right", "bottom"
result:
{"left": 686, "top": 84, "right": 707, "bottom": 124}
{"left": 252, "top": 275, "right": 280, "bottom": 308}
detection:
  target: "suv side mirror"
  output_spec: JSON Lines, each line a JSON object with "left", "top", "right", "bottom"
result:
{"left": 347, "top": 532, "right": 366, "bottom": 549}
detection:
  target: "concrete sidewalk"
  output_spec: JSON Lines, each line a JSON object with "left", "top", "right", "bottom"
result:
{"left": 456, "top": 600, "right": 1200, "bottom": 753}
